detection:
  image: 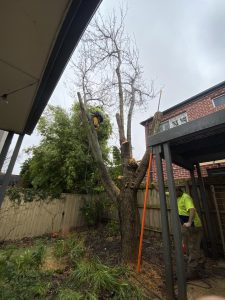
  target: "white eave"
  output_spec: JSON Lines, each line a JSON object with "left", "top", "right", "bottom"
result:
{"left": 0, "top": 0, "right": 102, "bottom": 135}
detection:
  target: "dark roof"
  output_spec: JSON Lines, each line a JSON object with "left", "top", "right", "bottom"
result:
{"left": 149, "top": 108, "right": 225, "bottom": 170}
{"left": 141, "top": 80, "right": 225, "bottom": 126}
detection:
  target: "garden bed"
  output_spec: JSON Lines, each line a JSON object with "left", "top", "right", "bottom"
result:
{"left": 0, "top": 224, "right": 165, "bottom": 299}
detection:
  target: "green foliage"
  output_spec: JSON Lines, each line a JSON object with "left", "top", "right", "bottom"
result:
{"left": 5, "top": 186, "right": 22, "bottom": 204}
{"left": 31, "top": 244, "right": 46, "bottom": 267}
{"left": 20, "top": 103, "right": 112, "bottom": 196}
{"left": 0, "top": 244, "right": 50, "bottom": 300}
{"left": 69, "top": 258, "right": 142, "bottom": 299}
{"left": 110, "top": 146, "right": 122, "bottom": 181}
{"left": 57, "top": 289, "right": 83, "bottom": 300}
{"left": 105, "top": 220, "right": 120, "bottom": 237}
{"left": 0, "top": 235, "right": 143, "bottom": 300}
{"left": 54, "top": 236, "right": 85, "bottom": 264}
{"left": 80, "top": 198, "right": 105, "bottom": 226}
{"left": 6, "top": 186, "right": 49, "bottom": 204}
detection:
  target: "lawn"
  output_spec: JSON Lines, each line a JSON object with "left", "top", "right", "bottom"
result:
{"left": 0, "top": 223, "right": 164, "bottom": 299}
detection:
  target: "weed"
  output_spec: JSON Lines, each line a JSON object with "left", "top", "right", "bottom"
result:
{"left": 105, "top": 220, "right": 120, "bottom": 237}
{"left": 57, "top": 288, "right": 83, "bottom": 299}
{"left": 0, "top": 244, "right": 51, "bottom": 299}
{"left": 54, "top": 239, "right": 67, "bottom": 257}
{"left": 80, "top": 199, "right": 104, "bottom": 226}
{"left": 69, "top": 258, "right": 143, "bottom": 299}
{"left": 53, "top": 236, "right": 85, "bottom": 264}
{"left": 0, "top": 236, "right": 143, "bottom": 300}
{"left": 85, "top": 293, "right": 98, "bottom": 300}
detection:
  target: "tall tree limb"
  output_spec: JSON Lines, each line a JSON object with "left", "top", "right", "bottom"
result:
{"left": 132, "top": 112, "right": 163, "bottom": 190}
{"left": 126, "top": 83, "right": 135, "bottom": 157}
{"left": 78, "top": 92, "right": 120, "bottom": 201}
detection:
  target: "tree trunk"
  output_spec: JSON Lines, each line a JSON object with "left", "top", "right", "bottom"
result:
{"left": 118, "top": 186, "right": 140, "bottom": 264}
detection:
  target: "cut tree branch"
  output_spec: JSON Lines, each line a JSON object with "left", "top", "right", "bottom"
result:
{"left": 78, "top": 92, "right": 120, "bottom": 201}
{"left": 132, "top": 111, "right": 163, "bottom": 189}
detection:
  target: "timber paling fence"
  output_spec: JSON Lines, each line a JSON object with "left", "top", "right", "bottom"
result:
{"left": 107, "top": 177, "right": 225, "bottom": 248}
{"left": 106, "top": 189, "right": 172, "bottom": 235}
{"left": 0, "top": 190, "right": 167, "bottom": 241}
{"left": 0, "top": 194, "right": 91, "bottom": 241}
{"left": 1, "top": 176, "right": 224, "bottom": 244}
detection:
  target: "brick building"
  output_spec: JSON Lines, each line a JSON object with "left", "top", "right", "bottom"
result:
{"left": 141, "top": 80, "right": 225, "bottom": 180}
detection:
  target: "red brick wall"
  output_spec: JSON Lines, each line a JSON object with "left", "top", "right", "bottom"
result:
{"left": 155, "top": 86, "right": 225, "bottom": 125}
{"left": 151, "top": 158, "right": 225, "bottom": 182}
{"left": 145, "top": 84, "right": 225, "bottom": 180}
{"left": 146, "top": 85, "right": 225, "bottom": 138}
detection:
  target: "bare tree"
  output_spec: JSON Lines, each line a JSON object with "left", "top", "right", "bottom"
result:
{"left": 72, "top": 9, "right": 159, "bottom": 263}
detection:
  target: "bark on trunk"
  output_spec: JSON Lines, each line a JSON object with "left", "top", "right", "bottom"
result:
{"left": 118, "top": 187, "right": 140, "bottom": 263}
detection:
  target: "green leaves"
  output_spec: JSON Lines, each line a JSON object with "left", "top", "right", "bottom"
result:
{"left": 20, "top": 103, "right": 112, "bottom": 196}
{"left": 69, "top": 258, "right": 141, "bottom": 299}
{"left": 0, "top": 244, "right": 48, "bottom": 300}
{"left": 0, "top": 234, "right": 143, "bottom": 300}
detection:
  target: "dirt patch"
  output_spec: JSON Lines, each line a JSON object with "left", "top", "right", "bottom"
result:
{"left": 83, "top": 227, "right": 225, "bottom": 299}
{"left": 84, "top": 228, "right": 121, "bottom": 265}
{"left": 83, "top": 226, "right": 166, "bottom": 299}
{"left": 41, "top": 246, "right": 67, "bottom": 272}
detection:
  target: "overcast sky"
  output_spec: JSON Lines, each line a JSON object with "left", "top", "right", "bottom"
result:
{"left": 13, "top": 0, "right": 225, "bottom": 174}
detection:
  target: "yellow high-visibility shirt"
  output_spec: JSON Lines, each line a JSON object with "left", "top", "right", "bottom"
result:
{"left": 177, "top": 192, "right": 202, "bottom": 227}
{"left": 93, "top": 116, "right": 99, "bottom": 128}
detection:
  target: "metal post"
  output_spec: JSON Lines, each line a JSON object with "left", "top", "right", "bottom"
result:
{"left": 163, "top": 143, "right": 187, "bottom": 300}
{"left": 190, "top": 168, "right": 208, "bottom": 255}
{"left": 196, "top": 163, "right": 217, "bottom": 257}
{"left": 210, "top": 185, "right": 225, "bottom": 257}
{"left": 155, "top": 145, "right": 174, "bottom": 300}
{"left": 0, "top": 134, "right": 24, "bottom": 207}
{"left": 0, "top": 132, "right": 14, "bottom": 172}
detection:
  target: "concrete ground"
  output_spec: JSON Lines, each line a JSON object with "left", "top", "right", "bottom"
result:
{"left": 186, "top": 260, "right": 225, "bottom": 300}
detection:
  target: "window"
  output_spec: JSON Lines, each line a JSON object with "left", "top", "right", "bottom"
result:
{"left": 213, "top": 94, "right": 225, "bottom": 107}
{"left": 159, "top": 112, "right": 188, "bottom": 132}
{"left": 159, "top": 121, "right": 169, "bottom": 132}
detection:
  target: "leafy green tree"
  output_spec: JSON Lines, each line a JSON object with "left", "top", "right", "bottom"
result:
{"left": 20, "top": 104, "right": 111, "bottom": 196}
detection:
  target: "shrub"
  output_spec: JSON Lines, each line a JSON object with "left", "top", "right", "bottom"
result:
{"left": 105, "top": 220, "right": 120, "bottom": 237}
{"left": 80, "top": 198, "right": 105, "bottom": 226}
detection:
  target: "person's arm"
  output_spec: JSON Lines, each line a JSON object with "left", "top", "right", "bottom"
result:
{"left": 183, "top": 208, "right": 195, "bottom": 227}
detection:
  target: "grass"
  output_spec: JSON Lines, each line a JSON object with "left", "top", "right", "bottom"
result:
{"left": 0, "top": 233, "right": 143, "bottom": 299}
{"left": 57, "top": 289, "right": 83, "bottom": 300}
{"left": 53, "top": 235, "right": 85, "bottom": 264}
{"left": 69, "top": 258, "right": 142, "bottom": 299}
{"left": 0, "top": 244, "right": 51, "bottom": 299}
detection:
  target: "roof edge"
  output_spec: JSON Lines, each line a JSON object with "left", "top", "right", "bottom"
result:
{"left": 24, "top": 0, "right": 102, "bottom": 135}
{"left": 141, "top": 80, "right": 225, "bottom": 126}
